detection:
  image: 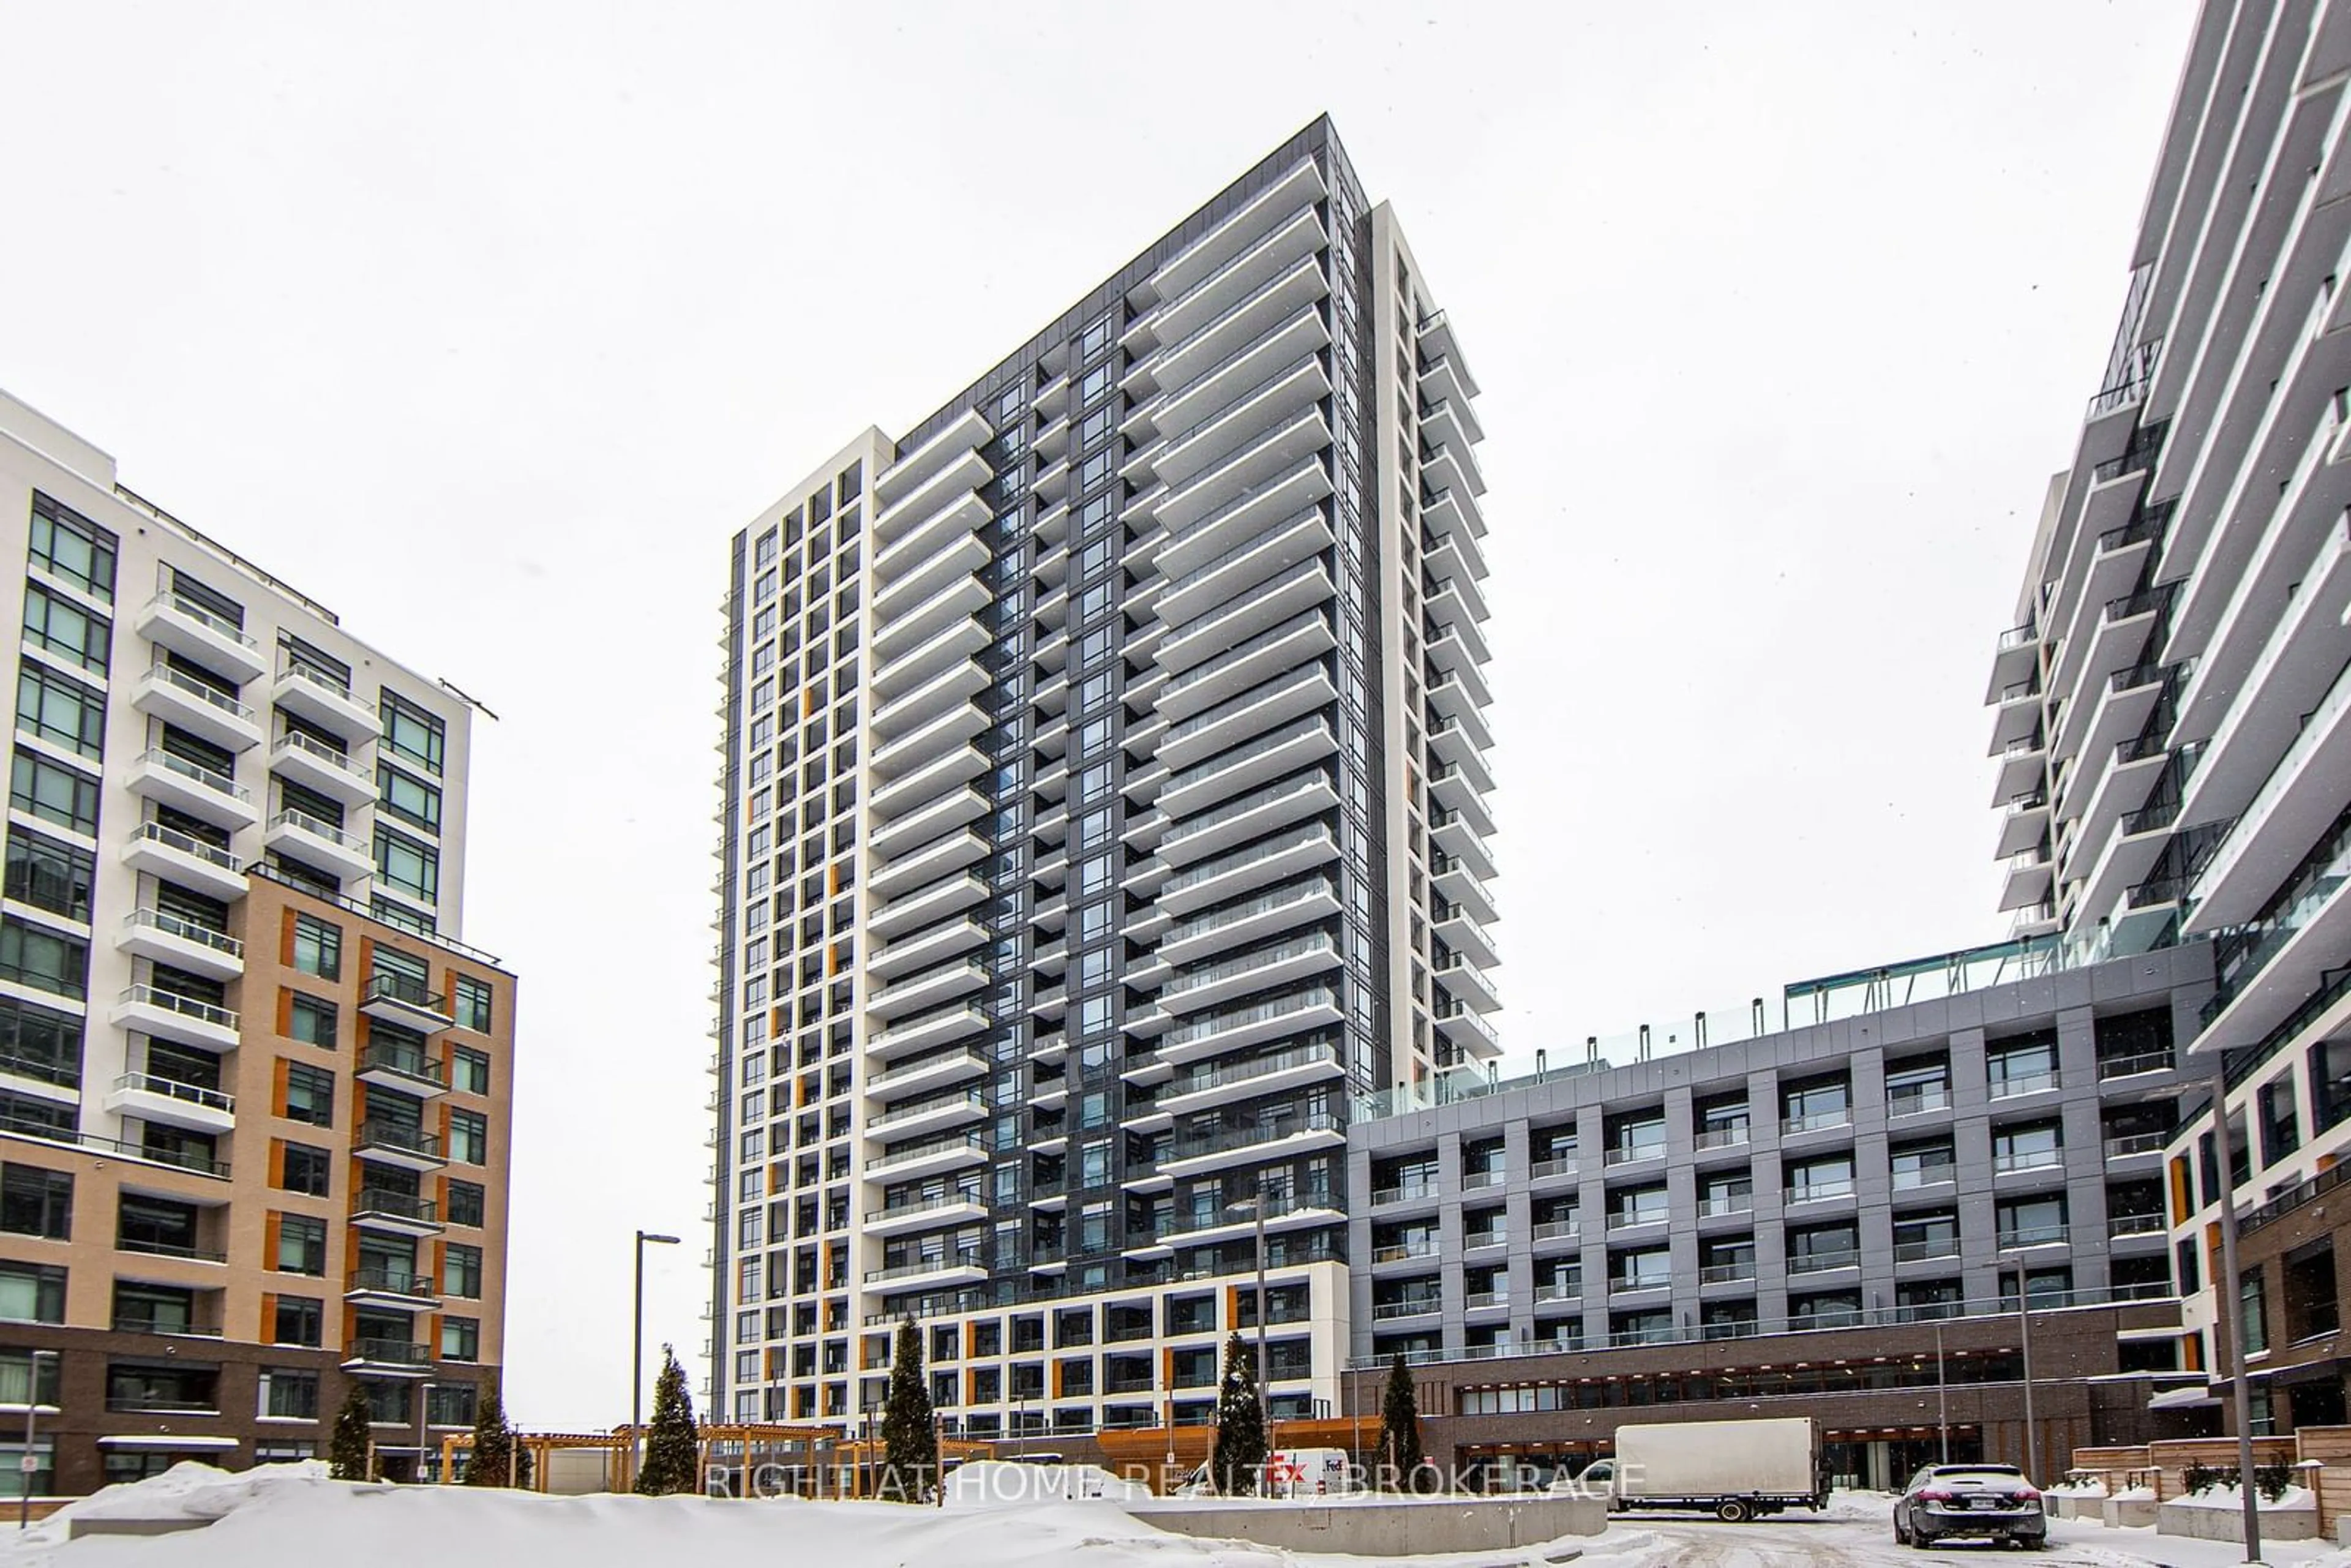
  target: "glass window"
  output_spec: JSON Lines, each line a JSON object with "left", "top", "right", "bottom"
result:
{"left": 0, "top": 1165, "right": 72, "bottom": 1239}
{"left": 377, "top": 765, "right": 441, "bottom": 832}
{"left": 4, "top": 828, "right": 94, "bottom": 921}
{"left": 9, "top": 749, "right": 99, "bottom": 835}
{"left": 272, "top": 1296, "right": 323, "bottom": 1347}
{"left": 278, "top": 1142, "right": 332, "bottom": 1196}
{"left": 0, "top": 996, "right": 82, "bottom": 1089}
{"left": 373, "top": 828, "right": 439, "bottom": 904}
{"left": 288, "top": 992, "right": 337, "bottom": 1048}
{"left": 292, "top": 914, "right": 341, "bottom": 980}
{"left": 379, "top": 691, "right": 446, "bottom": 775}
{"left": 449, "top": 1108, "right": 487, "bottom": 1165}
{"left": 443, "top": 1243, "right": 483, "bottom": 1299}
{"left": 16, "top": 663, "right": 107, "bottom": 758}
{"left": 28, "top": 494, "right": 118, "bottom": 603}
{"left": 261, "top": 1367, "right": 320, "bottom": 1419}
{"left": 21, "top": 584, "right": 111, "bottom": 673}
{"left": 440, "top": 1317, "right": 480, "bottom": 1364}
{"left": 0, "top": 1262, "right": 64, "bottom": 1324}
{"left": 452, "top": 1046, "right": 490, "bottom": 1095}
{"left": 452, "top": 975, "right": 493, "bottom": 1034}
{"left": 446, "top": 1179, "right": 486, "bottom": 1228}
{"left": 283, "top": 1062, "right": 335, "bottom": 1127}
{"left": 0, "top": 917, "right": 88, "bottom": 999}
{"left": 276, "top": 1214, "right": 327, "bottom": 1275}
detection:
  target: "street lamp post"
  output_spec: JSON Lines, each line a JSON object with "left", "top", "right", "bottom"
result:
{"left": 2207, "top": 1068, "right": 2264, "bottom": 1567}
{"left": 2003, "top": 1262, "right": 2039, "bottom": 1484}
{"left": 1226, "top": 1184, "right": 1272, "bottom": 1495}
{"left": 17, "top": 1349, "right": 55, "bottom": 1530}
{"left": 632, "top": 1229, "right": 681, "bottom": 1490}
{"left": 1933, "top": 1319, "right": 1949, "bottom": 1466}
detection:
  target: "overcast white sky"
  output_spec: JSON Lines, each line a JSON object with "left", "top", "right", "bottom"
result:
{"left": 0, "top": 1, "right": 2195, "bottom": 1428}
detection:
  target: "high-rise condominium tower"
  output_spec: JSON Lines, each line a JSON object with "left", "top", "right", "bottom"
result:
{"left": 1985, "top": 0, "right": 2351, "bottom": 1427}
{"left": 710, "top": 118, "right": 1496, "bottom": 1436}
{"left": 0, "top": 391, "right": 515, "bottom": 1494}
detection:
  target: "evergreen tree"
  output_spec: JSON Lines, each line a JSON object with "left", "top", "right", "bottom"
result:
{"left": 514, "top": 1442, "right": 536, "bottom": 1491}
{"left": 1210, "top": 1333, "right": 1267, "bottom": 1496}
{"left": 879, "top": 1316, "right": 937, "bottom": 1503}
{"left": 329, "top": 1382, "right": 373, "bottom": 1481}
{"left": 465, "top": 1386, "right": 514, "bottom": 1487}
{"left": 633, "top": 1345, "right": 700, "bottom": 1495}
{"left": 1378, "top": 1354, "right": 1424, "bottom": 1491}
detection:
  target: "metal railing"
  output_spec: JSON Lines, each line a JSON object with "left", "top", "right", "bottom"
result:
{"left": 355, "top": 1120, "right": 441, "bottom": 1159}
{"left": 123, "top": 907, "right": 242, "bottom": 958}
{"left": 354, "top": 1188, "right": 439, "bottom": 1224}
{"left": 343, "top": 1337, "right": 432, "bottom": 1366}
{"left": 139, "top": 662, "right": 254, "bottom": 724}
{"left": 347, "top": 1265, "right": 438, "bottom": 1298}
{"left": 132, "top": 748, "right": 248, "bottom": 801}
{"left": 111, "top": 1072, "right": 233, "bottom": 1115}
{"left": 118, "top": 983, "right": 238, "bottom": 1032}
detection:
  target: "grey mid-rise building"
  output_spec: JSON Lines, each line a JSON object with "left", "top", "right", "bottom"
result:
{"left": 708, "top": 117, "right": 1497, "bottom": 1434}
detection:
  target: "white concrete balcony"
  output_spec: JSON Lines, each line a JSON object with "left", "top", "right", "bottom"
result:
{"left": 133, "top": 591, "right": 267, "bottom": 684}
{"left": 872, "top": 785, "right": 988, "bottom": 859}
{"left": 1157, "top": 1040, "right": 1344, "bottom": 1116}
{"left": 867, "top": 1005, "right": 988, "bottom": 1064}
{"left": 867, "top": 958, "right": 987, "bottom": 1022}
{"left": 1153, "top": 223, "right": 1329, "bottom": 378}
{"left": 350, "top": 1187, "right": 443, "bottom": 1238}
{"left": 1436, "top": 1004, "right": 1501, "bottom": 1057}
{"left": 2178, "top": 519, "right": 2351, "bottom": 835}
{"left": 2058, "top": 659, "right": 2169, "bottom": 772}
{"left": 872, "top": 659, "right": 989, "bottom": 744}
{"left": 269, "top": 731, "right": 377, "bottom": 807}
{"left": 869, "top": 828, "right": 988, "bottom": 901}
{"left": 1430, "top": 809, "right": 1495, "bottom": 879}
{"left": 340, "top": 1337, "right": 433, "bottom": 1377}
{"left": 132, "top": 664, "right": 262, "bottom": 752}
{"left": 361, "top": 972, "right": 456, "bottom": 1035}
{"left": 342, "top": 1262, "right": 440, "bottom": 1313}
{"left": 111, "top": 985, "right": 239, "bottom": 1053}
{"left": 1156, "top": 1108, "right": 1345, "bottom": 1179}
{"left": 2048, "top": 506, "right": 2160, "bottom": 703}
{"left": 1423, "top": 485, "right": 1485, "bottom": 542}
{"left": 1432, "top": 857, "right": 1497, "bottom": 923}
{"left": 121, "top": 821, "right": 246, "bottom": 902}
{"left": 1425, "top": 527, "right": 1488, "bottom": 592}
{"left": 1426, "top": 568, "right": 1490, "bottom": 631}
{"left": 354, "top": 1119, "right": 446, "bottom": 1172}
{"left": 2056, "top": 588, "right": 2171, "bottom": 759}
{"left": 1159, "top": 823, "right": 1338, "bottom": 919}
{"left": 264, "top": 809, "right": 371, "bottom": 883}
{"left": 1990, "top": 732, "right": 2048, "bottom": 805}
{"left": 871, "top": 742, "right": 988, "bottom": 817}
{"left": 1427, "top": 714, "right": 1488, "bottom": 776}
{"left": 1158, "top": 773, "right": 1335, "bottom": 869}
{"left": 1148, "top": 357, "right": 1332, "bottom": 493}
{"left": 1434, "top": 956, "right": 1499, "bottom": 1014}
{"left": 1159, "top": 667, "right": 1335, "bottom": 774}
{"left": 126, "top": 749, "right": 258, "bottom": 833}
{"left": 1157, "top": 511, "right": 1332, "bottom": 640}
{"left": 105, "top": 1071, "right": 234, "bottom": 1135}
{"left": 1420, "top": 348, "right": 1479, "bottom": 408}
{"left": 869, "top": 917, "right": 988, "bottom": 981}
{"left": 1147, "top": 159, "right": 1325, "bottom": 314}
{"left": 1157, "top": 560, "right": 1334, "bottom": 677}
{"left": 1997, "top": 844, "right": 2055, "bottom": 913}
{"left": 1157, "top": 985, "right": 1343, "bottom": 1066}
{"left": 862, "top": 1193, "right": 988, "bottom": 1239}
{"left": 876, "top": 530, "right": 992, "bottom": 628}
{"left": 1156, "top": 877, "right": 1339, "bottom": 970}
{"left": 1428, "top": 759, "right": 1489, "bottom": 817}
{"left": 874, "top": 617, "right": 991, "bottom": 699}
{"left": 867, "top": 1048, "right": 988, "bottom": 1101}
{"left": 863, "top": 1132, "right": 988, "bottom": 1184}
{"left": 1427, "top": 639, "right": 1492, "bottom": 710}
{"left": 863, "top": 1248, "right": 989, "bottom": 1291}
{"left": 1991, "top": 789, "right": 2052, "bottom": 860}
{"left": 872, "top": 700, "right": 988, "bottom": 781}
{"left": 867, "top": 1091, "right": 986, "bottom": 1141}
{"left": 869, "top": 871, "right": 988, "bottom": 942}
{"left": 1434, "top": 907, "right": 1498, "bottom": 969}
{"left": 875, "top": 413, "right": 991, "bottom": 524}
{"left": 1430, "top": 774, "right": 1496, "bottom": 837}
{"left": 1152, "top": 306, "right": 1329, "bottom": 443}
{"left": 1160, "top": 932, "right": 1340, "bottom": 1016}
{"left": 872, "top": 574, "right": 990, "bottom": 664}
{"left": 358, "top": 1039, "right": 448, "bottom": 1099}
{"left": 2191, "top": 656, "right": 2351, "bottom": 932}
{"left": 1157, "top": 454, "right": 1332, "bottom": 582}
{"left": 272, "top": 662, "right": 380, "bottom": 742}
{"left": 1153, "top": 410, "right": 1330, "bottom": 538}
{"left": 1420, "top": 394, "right": 1484, "bottom": 452}
{"left": 875, "top": 486, "right": 989, "bottom": 585}
{"left": 116, "top": 908, "right": 243, "bottom": 982}
{"left": 1157, "top": 608, "right": 1333, "bottom": 727}
{"left": 1159, "top": 715, "right": 1337, "bottom": 821}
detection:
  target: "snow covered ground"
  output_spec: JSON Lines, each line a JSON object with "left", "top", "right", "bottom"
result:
{"left": 0, "top": 1467, "right": 2344, "bottom": 1568}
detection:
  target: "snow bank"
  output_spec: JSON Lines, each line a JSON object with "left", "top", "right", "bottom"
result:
{"left": 945, "top": 1461, "right": 1152, "bottom": 1507}
{"left": 0, "top": 1461, "right": 1599, "bottom": 1567}
{"left": 2168, "top": 1481, "right": 2315, "bottom": 1511}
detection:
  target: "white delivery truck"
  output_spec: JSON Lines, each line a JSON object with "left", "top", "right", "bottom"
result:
{"left": 1564, "top": 1417, "right": 1828, "bottom": 1522}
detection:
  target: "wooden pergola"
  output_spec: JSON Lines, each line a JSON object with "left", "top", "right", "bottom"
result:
{"left": 437, "top": 1423, "right": 991, "bottom": 1497}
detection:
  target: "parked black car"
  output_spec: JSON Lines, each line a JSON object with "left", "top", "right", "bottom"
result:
{"left": 1892, "top": 1463, "right": 2047, "bottom": 1550}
